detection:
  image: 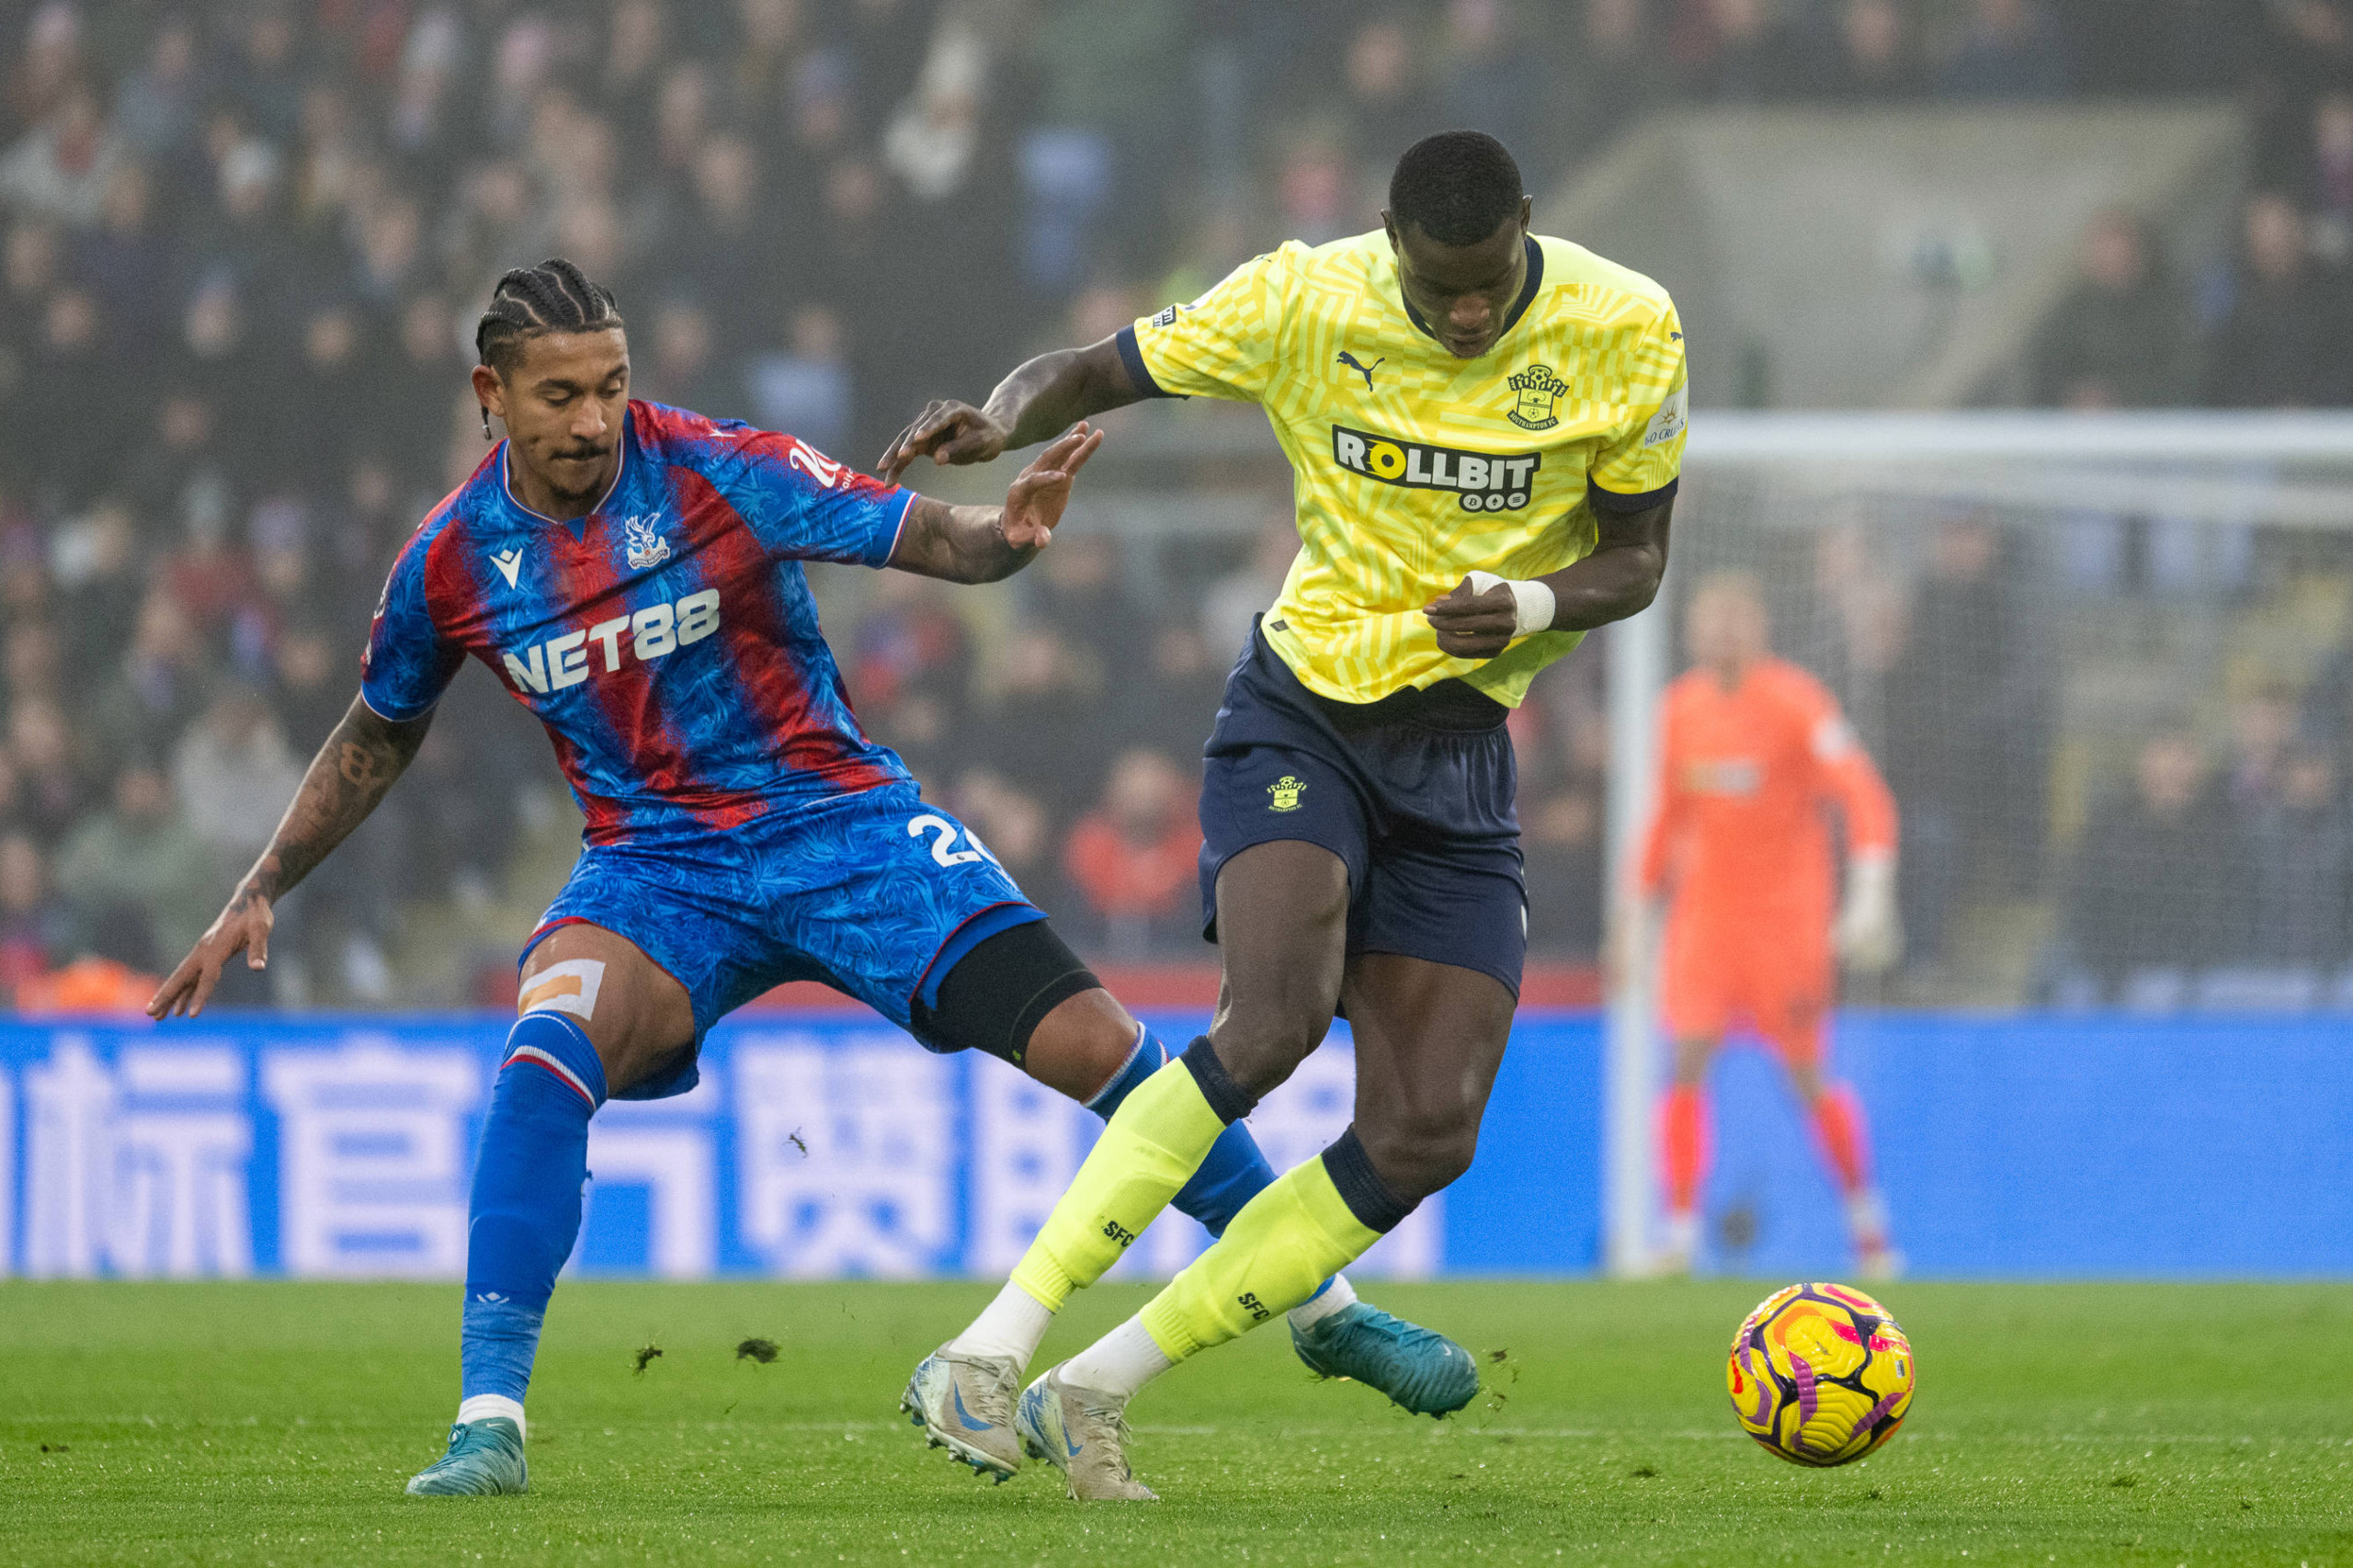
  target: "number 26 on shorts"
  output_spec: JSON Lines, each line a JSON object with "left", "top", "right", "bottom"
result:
{"left": 906, "top": 813, "right": 999, "bottom": 869}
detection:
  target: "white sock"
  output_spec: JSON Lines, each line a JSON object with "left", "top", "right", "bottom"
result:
{"left": 1847, "top": 1189, "right": 1891, "bottom": 1248}
{"left": 1663, "top": 1210, "right": 1700, "bottom": 1258}
{"left": 1287, "top": 1272, "right": 1358, "bottom": 1331}
{"left": 1061, "top": 1313, "right": 1175, "bottom": 1403}
{"left": 456, "top": 1394, "right": 526, "bottom": 1438}
{"left": 948, "top": 1278, "right": 1054, "bottom": 1367}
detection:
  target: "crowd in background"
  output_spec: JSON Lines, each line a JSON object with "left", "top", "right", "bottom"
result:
{"left": 4, "top": 0, "right": 2353, "bottom": 1006}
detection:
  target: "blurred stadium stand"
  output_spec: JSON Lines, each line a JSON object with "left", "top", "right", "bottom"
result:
{"left": 5, "top": 0, "right": 2353, "bottom": 1013}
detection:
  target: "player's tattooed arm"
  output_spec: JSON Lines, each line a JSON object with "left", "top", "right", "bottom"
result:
{"left": 887, "top": 425, "right": 1106, "bottom": 585}
{"left": 148, "top": 696, "right": 432, "bottom": 1018}
{"left": 1425, "top": 497, "right": 1673, "bottom": 659}
{"left": 877, "top": 337, "right": 1140, "bottom": 482}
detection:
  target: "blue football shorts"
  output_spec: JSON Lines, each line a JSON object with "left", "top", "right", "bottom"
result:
{"left": 523, "top": 781, "right": 1043, "bottom": 1099}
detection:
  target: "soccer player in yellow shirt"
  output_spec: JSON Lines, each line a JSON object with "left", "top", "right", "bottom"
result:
{"left": 881, "top": 131, "right": 1686, "bottom": 1499}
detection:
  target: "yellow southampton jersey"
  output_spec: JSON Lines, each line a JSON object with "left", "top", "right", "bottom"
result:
{"left": 1120, "top": 229, "right": 1688, "bottom": 707}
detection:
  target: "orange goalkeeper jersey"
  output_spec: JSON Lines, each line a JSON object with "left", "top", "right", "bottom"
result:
{"left": 1638, "top": 657, "right": 1897, "bottom": 934}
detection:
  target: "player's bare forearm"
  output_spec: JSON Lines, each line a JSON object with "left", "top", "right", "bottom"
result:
{"left": 982, "top": 340, "right": 1143, "bottom": 449}
{"left": 151, "top": 695, "right": 430, "bottom": 1017}
{"left": 1425, "top": 498, "right": 1674, "bottom": 659}
{"left": 878, "top": 340, "right": 1138, "bottom": 481}
{"left": 1539, "top": 498, "right": 1673, "bottom": 631}
{"left": 888, "top": 496, "right": 1038, "bottom": 584}
{"left": 886, "top": 425, "right": 1104, "bottom": 585}
{"left": 242, "top": 696, "right": 433, "bottom": 903}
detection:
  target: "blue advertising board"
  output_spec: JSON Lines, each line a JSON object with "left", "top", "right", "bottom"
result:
{"left": 0, "top": 1010, "right": 2342, "bottom": 1280}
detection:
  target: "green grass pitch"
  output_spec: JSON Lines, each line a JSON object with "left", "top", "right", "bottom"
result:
{"left": 4, "top": 1279, "right": 2350, "bottom": 1566}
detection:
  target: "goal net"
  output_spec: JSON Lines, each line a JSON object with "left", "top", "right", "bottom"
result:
{"left": 1599, "top": 412, "right": 2353, "bottom": 1271}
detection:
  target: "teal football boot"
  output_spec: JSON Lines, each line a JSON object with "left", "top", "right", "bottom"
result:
{"left": 404, "top": 1417, "right": 529, "bottom": 1496}
{"left": 1291, "top": 1301, "right": 1480, "bottom": 1416}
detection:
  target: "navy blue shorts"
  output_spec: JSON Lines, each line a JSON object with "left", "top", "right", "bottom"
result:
{"left": 1197, "top": 626, "right": 1526, "bottom": 996}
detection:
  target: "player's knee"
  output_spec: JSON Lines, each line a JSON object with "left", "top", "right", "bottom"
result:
{"left": 1205, "top": 1014, "right": 1324, "bottom": 1099}
{"left": 1357, "top": 1103, "right": 1480, "bottom": 1205}
{"left": 1026, "top": 987, "right": 1142, "bottom": 1100}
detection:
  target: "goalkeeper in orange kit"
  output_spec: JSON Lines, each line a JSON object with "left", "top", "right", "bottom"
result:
{"left": 1623, "top": 574, "right": 1903, "bottom": 1278}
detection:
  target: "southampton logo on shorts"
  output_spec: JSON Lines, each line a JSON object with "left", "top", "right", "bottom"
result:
{"left": 1267, "top": 775, "right": 1307, "bottom": 812}
{"left": 1506, "top": 364, "right": 1567, "bottom": 430}
{"left": 621, "top": 514, "right": 670, "bottom": 571}
{"left": 1331, "top": 426, "right": 1540, "bottom": 513}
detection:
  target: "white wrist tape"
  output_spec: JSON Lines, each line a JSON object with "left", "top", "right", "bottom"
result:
{"left": 1467, "top": 571, "right": 1557, "bottom": 639}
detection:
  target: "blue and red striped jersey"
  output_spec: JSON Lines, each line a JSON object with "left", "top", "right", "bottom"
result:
{"left": 361, "top": 401, "right": 915, "bottom": 844}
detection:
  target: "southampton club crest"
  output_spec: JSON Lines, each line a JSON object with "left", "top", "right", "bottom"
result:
{"left": 1507, "top": 363, "right": 1567, "bottom": 431}
{"left": 621, "top": 513, "right": 670, "bottom": 571}
{"left": 1267, "top": 774, "right": 1307, "bottom": 812}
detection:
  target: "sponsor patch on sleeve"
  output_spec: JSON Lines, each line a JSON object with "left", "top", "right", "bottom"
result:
{"left": 1643, "top": 383, "right": 1688, "bottom": 449}
{"left": 1151, "top": 304, "right": 1179, "bottom": 327}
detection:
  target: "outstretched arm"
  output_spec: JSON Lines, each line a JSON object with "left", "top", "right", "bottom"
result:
{"left": 878, "top": 337, "right": 1142, "bottom": 483}
{"left": 887, "top": 424, "right": 1104, "bottom": 584}
{"left": 1425, "top": 497, "right": 1675, "bottom": 660}
{"left": 149, "top": 695, "right": 433, "bottom": 1018}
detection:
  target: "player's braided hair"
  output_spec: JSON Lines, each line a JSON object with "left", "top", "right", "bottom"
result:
{"left": 475, "top": 258, "right": 625, "bottom": 375}
{"left": 1388, "top": 131, "right": 1525, "bottom": 247}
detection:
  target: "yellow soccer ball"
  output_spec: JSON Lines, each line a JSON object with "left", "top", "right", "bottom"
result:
{"left": 1726, "top": 1282, "right": 1915, "bottom": 1467}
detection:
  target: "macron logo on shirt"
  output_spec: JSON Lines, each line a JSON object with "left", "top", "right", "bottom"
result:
{"left": 503, "top": 589, "right": 722, "bottom": 695}
{"left": 491, "top": 548, "right": 525, "bottom": 587}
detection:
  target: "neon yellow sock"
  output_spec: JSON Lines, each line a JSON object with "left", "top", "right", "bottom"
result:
{"left": 1008, "top": 1060, "right": 1228, "bottom": 1312}
{"left": 1139, "top": 1153, "right": 1382, "bottom": 1363}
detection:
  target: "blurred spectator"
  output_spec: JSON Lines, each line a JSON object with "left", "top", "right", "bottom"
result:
{"left": 1024, "top": 532, "right": 1141, "bottom": 674}
{"left": 647, "top": 294, "right": 745, "bottom": 419}
{"left": 88, "top": 584, "right": 214, "bottom": 778}
{"left": 2306, "top": 93, "right": 2353, "bottom": 262}
{"left": 22, "top": 284, "right": 119, "bottom": 506}
{"left": 2201, "top": 194, "right": 2353, "bottom": 407}
{"left": 1523, "top": 787, "right": 1604, "bottom": 957}
{"left": 75, "top": 162, "right": 172, "bottom": 354}
{"left": 1672, "top": 0, "right": 1813, "bottom": 103}
{"left": 1200, "top": 511, "right": 1298, "bottom": 661}
{"left": 1120, "top": 621, "right": 1230, "bottom": 761}
{"left": 171, "top": 684, "right": 305, "bottom": 876}
{"left": 113, "top": 15, "right": 202, "bottom": 161}
{"left": 1822, "top": 0, "right": 1922, "bottom": 99}
{"left": 0, "top": 831, "right": 70, "bottom": 999}
{"left": 50, "top": 498, "right": 142, "bottom": 676}
{"left": 949, "top": 767, "right": 1055, "bottom": 892}
{"left": 751, "top": 305, "right": 854, "bottom": 457}
{"left": 1063, "top": 747, "right": 1204, "bottom": 959}
{"left": 2245, "top": 744, "right": 2351, "bottom": 969}
{"left": 8, "top": 693, "right": 84, "bottom": 840}
{"left": 2227, "top": 682, "right": 2301, "bottom": 808}
{"left": 1438, "top": 1, "right": 1546, "bottom": 167}
{"left": 0, "top": 84, "right": 122, "bottom": 226}
{"left": 1881, "top": 518, "right": 2044, "bottom": 957}
{"left": 1557, "top": 0, "right": 1670, "bottom": 167}
{"left": 979, "top": 626, "right": 1105, "bottom": 828}
{"left": 1342, "top": 16, "right": 1438, "bottom": 163}
{"left": 1935, "top": 0, "right": 2070, "bottom": 101}
{"left": 2062, "top": 731, "right": 2249, "bottom": 995}
{"left": 56, "top": 762, "right": 220, "bottom": 972}
{"left": 2032, "top": 210, "right": 2195, "bottom": 408}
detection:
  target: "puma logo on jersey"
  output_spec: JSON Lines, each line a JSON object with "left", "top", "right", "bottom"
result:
{"left": 1337, "top": 351, "right": 1383, "bottom": 390}
{"left": 491, "top": 548, "right": 525, "bottom": 587}
{"left": 502, "top": 588, "right": 721, "bottom": 695}
{"left": 1331, "top": 425, "right": 1540, "bottom": 513}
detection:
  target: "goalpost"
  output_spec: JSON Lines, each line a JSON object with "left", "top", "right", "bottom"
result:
{"left": 1600, "top": 411, "right": 2353, "bottom": 1277}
